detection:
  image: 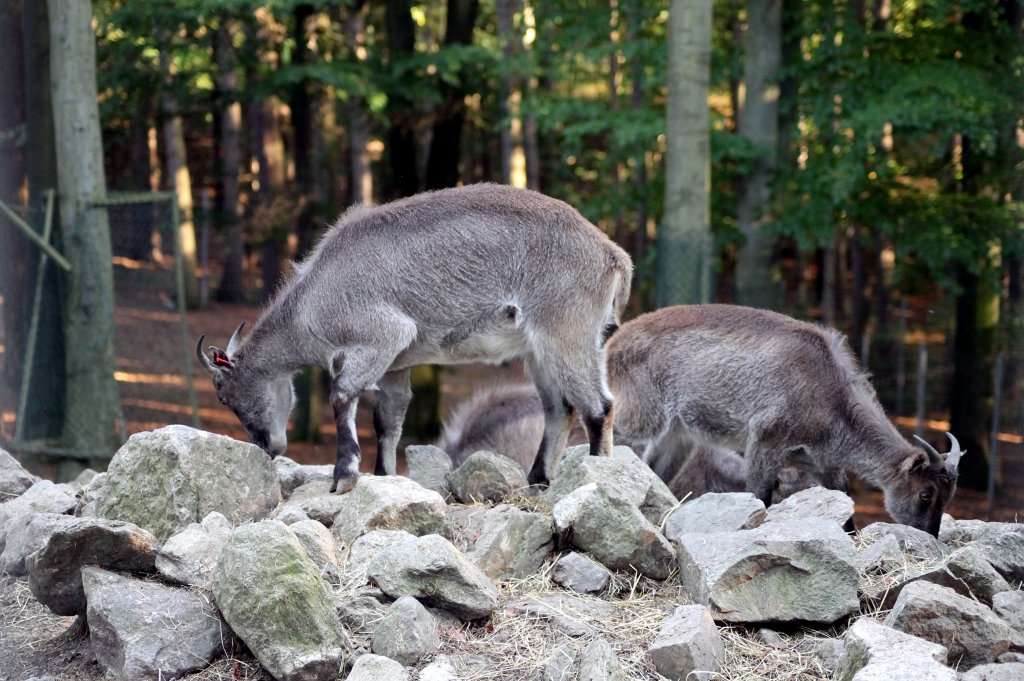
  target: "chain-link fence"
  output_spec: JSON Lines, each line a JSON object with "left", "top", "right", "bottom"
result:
{"left": 0, "top": 191, "right": 197, "bottom": 476}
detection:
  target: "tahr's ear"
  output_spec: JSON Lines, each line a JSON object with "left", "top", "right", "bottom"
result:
{"left": 901, "top": 451, "right": 930, "bottom": 476}
{"left": 211, "top": 347, "right": 234, "bottom": 369}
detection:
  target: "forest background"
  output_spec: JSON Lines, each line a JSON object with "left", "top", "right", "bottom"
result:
{"left": 0, "top": 0, "right": 1021, "bottom": 514}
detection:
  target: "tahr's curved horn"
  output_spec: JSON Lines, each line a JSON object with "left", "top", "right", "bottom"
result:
{"left": 226, "top": 322, "right": 246, "bottom": 357}
{"left": 913, "top": 434, "right": 944, "bottom": 470}
{"left": 195, "top": 335, "right": 218, "bottom": 377}
{"left": 943, "top": 432, "right": 963, "bottom": 471}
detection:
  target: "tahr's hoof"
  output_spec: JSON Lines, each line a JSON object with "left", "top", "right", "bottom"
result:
{"left": 331, "top": 474, "right": 360, "bottom": 495}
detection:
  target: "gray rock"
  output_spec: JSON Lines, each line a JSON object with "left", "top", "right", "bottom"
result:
{"left": 939, "top": 515, "right": 1024, "bottom": 546}
{"left": 274, "top": 481, "right": 348, "bottom": 527}
{"left": 763, "top": 486, "right": 854, "bottom": 527}
{"left": 875, "top": 544, "right": 1012, "bottom": 610}
{"left": 274, "top": 456, "right": 333, "bottom": 500}
{"left": 0, "top": 447, "right": 39, "bottom": 500}
{"left": 367, "top": 534, "right": 499, "bottom": 620}
{"left": 155, "top": 511, "right": 233, "bottom": 589}
{"left": 833, "top": 618, "right": 949, "bottom": 681}
{"left": 371, "top": 596, "right": 440, "bottom": 666}
{"left": 461, "top": 504, "right": 553, "bottom": 579}
{"left": 997, "top": 652, "right": 1024, "bottom": 663}
{"left": 968, "top": 531, "right": 1024, "bottom": 583}
{"left": 857, "top": 534, "right": 906, "bottom": 574}
{"left": 543, "top": 644, "right": 577, "bottom": 681}
{"left": 678, "top": 518, "right": 859, "bottom": 624}
{"left": 291, "top": 518, "right": 341, "bottom": 584}
{"left": 212, "top": 521, "right": 349, "bottom": 681}
{"left": 419, "top": 654, "right": 459, "bottom": 681}
{"left": 577, "top": 638, "right": 624, "bottom": 681}
{"left": 552, "top": 551, "right": 610, "bottom": 595}
{"left": 884, "top": 580, "right": 1011, "bottom": 667}
{"left": 508, "top": 594, "right": 617, "bottom": 637}
{"left": 849, "top": 660, "right": 956, "bottom": 681}
{"left": 813, "top": 638, "right": 845, "bottom": 674}
{"left": 663, "top": 492, "right": 765, "bottom": 541}
{"left": 959, "top": 663, "right": 1024, "bottom": 681}
{"left": 74, "top": 472, "right": 107, "bottom": 517}
{"left": 82, "top": 567, "right": 230, "bottom": 680}
{"left": 544, "top": 445, "right": 678, "bottom": 526}
{"left": 0, "top": 480, "right": 76, "bottom": 550}
{"left": 992, "top": 590, "right": 1024, "bottom": 652}
{"left": 343, "top": 530, "right": 418, "bottom": 586}
{"left": 0, "top": 512, "right": 71, "bottom": 575}
{"left": 646, "top": 605, "right": 723, "bottom": 680}
{"left": 405, "top": 445, "right": 453, "bottom": 498}
{"left": 331, "top": 476, "right": 448, "bottom": 547}
{"left": 96, "top": 426, "right": 281, "bottom": 542}
{"left": 449, "top": 450, "right": 529, "bottom": 504}
{"left": 345, "top": 654, "right": 410, "bottom": 681}
{"left": 335, "top": 592, "right": 388, "bottom": 634}
{"left": 25, "top": 516, "right": 157, "bottom": 616}
{"left": 859, "top": 522, "right": 951, "bottom": 563}
{"left": 553, "top": 483, "right": 674, "bottom": 579}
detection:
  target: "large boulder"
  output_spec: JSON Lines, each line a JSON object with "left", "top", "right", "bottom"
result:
{"left": 646, "top": 605, "right": 724, "bottom": 681}
{"left": 678, "top": 518, "right": 859, "bottom": 624}
{"left": 0, "top": 447, "right": 39, "bottom": 500}
{"left": 878, "top": 544, "right": 1011, "bottom": 609}
{"left": 155, "top": 511, "right": 233, "bottom": 589}
{"left": 95, "top": 426, "right": 281, "bottom": 542}
{"left": 993, "top": 590, "right": 1024, "bottom": 652}
{"left": 331, "top": 475, "right": 448, "bottom": 548}
{"left": 25, "top": 516, "right": 157, "bottom": 616}
{"left": 883, "top": 580, "right": 1012, "bottom": 667}
{"left": 459, "top": 504, "right": 553, "bottom": 579}
{"left": 370, "top": 596, "right": 441, "bottom": 666}
{"left": 663, "top": 492, "right": 765, "bottom": 541}
{"left": 366, "top": 534, "right": 499, "bottom": 620}
{"left": 82, "top": 567, "right": 231, "bottom": 680}
{"left": 833, "top": 618, "right": 952, "bottom": 681}
{"left": 449, "top": 450, "right": 529, "bottom": 504}
{"left": 544, "top": 445, "right": 677, "bottom": 525}
{"left": 553, "top": 483, "right": 674, "bottom": 579}
{"left": 967, "top": 531, "right": 1024, "bottom": 583}
{"left": 762, "top": 486, "right": 854, "bottom": 527}
{"left": 212, "top": 521, "right": 349, "bottom": 681}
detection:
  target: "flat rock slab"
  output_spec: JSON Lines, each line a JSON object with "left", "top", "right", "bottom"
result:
{"left": 883, "top": 580, "right": 1011, "bottom": 667}
{"left": 331, "top": 475, "right": 448, "bottom": 548}
{"left": 833, "top": 618, "right": 949, "bottom": 681}
{"left": 367, "top": 534, "right": 499, "bottom": 620}
{"left": 678, "top": 518, "right": 859, "bottom": 624}
{"left": 553, "top": 483, "right": 675, "bottom": 579}
{"left": 345, "top": 654, "right": 410, "bottom": 680}
{"left": 82, "top": 567, "right": 230, "bottom": 680}
{"left": 552, "top": 551, "right": 611, "bottom": 595}
{"left": 155, "top": 511, "right": 233, "bottom": 589}
{"left": 96, "top": 425, "right": 281, "bottom": 542}
{"left": 212, "top": 521, "right": 348, "bottom": 681}
{"left": 967, "top": 531, "right": 1024, "bottom": 583}
{"left": 274, "top": 481, "right": 348, "bottom": 527}
{"left": 858, "top": 522, "right": 950, "bottom": 563}
{"left": 646, "top": 604, "right": 723, "bottom": 680}
{"left": 664, "top": 492, "right": 765, "bottom": 541}
{"left": 449, "top": 450, "right": 528, "bottom": 503}
{"left": 939, "top": 515, "right": 1024, "bottom": 546}
{"left": 878, "top": 544, "right": 1011, "bottom": 609}
{"left": 507, "top": 594, "right": 618, "bottom": 637}
{"left": 544, "top": 445, "right": 677, "bottom": 526}
{"left": 26, "top": 516, "right": 157, "bottom": 616}
{"left": 763, "top": 486, "right": 854, "bottom": 527}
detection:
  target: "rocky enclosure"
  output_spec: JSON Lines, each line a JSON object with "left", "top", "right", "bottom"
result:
{"left": 1, "top": 429, "right": 1022, "bottom": 681}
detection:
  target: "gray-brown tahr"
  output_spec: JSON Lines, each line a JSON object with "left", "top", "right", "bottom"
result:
{"left": 437, "top": 383, "right": 818, "bottom": 503}
{"left": 196, "top": 184, "right": 632, "bottom": 493}
{"left": 605, "top": 304, "right": 962, "bottom": 536}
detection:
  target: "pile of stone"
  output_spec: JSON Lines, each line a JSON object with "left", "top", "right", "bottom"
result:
{"left": 1, "top": 426, "right": 1022, "bottom": 681}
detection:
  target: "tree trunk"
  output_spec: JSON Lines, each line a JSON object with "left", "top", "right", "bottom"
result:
{"left": 384, "top": 0, "right": 419, "bottom": 200}
{"left": 497, "top": 0, "right": 527, "bottom": 188}
{"left": 424, "top": 0, "right": 479, "bottom": 191}
{"left": 12, "top": 0, "right": 65, "bottom": 441}
{"left": 158, "top": 47, "right": 200, "bottom": 308}
{"left": 657, "top": 0, "right": 713, "bottom": 306}
{"left": 48, "top": 0, "right": 120, "bottom": 454}
{"left": 214, "top": 18, "right": 245, "bottom": 303}
{"left": 345, "top": 1, "right": 373, "bottom": 205}
{"left": 734, "top": 0, "right": 782, "bottom": 309}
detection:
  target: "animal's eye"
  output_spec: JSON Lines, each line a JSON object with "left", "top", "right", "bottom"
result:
{"left": 920, "top": 490, "right": 932, "bottom": 502}
{"left": 219, "top": 397, "right": 227, "bottom": 406}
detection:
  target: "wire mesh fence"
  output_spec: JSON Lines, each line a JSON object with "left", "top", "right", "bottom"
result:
{"left": 0, "top": 191, "right": 197, "bottom": 474}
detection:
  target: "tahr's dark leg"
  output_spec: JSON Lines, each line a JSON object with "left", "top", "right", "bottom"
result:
{"left": 330, "top": 396, "right": 361, "bottom": 494}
